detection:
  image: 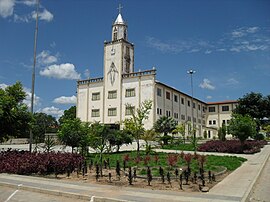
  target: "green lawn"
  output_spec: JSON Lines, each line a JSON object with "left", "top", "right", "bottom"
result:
{"left": 88, "top": 151, "right": 246, "bottom": 176}
{"left": 162, "top": 143, "right": 200, "bottom": 151}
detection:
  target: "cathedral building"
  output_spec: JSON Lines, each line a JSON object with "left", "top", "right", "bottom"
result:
{"left": 76, "top": 10, "right": 237, "bottom": 138}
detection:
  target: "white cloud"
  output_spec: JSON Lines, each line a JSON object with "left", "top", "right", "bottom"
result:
{"left": 40, "top": 63, "right": 81, "bottom": 80}
{"left": 226, "top": 78, "right": 239, "bottom": 85}
{"left": 205, "top": 50, "right": 212, "bottom": 54}
{"left": 206, "top": 95, "right": 212, "bottom": 99}
{"left": 53, "top": 95, "right": 76, "bottom": 104}
{"left": 23, "top": 87, "right": 41, "bottom": 108}
{"left": 199, "top": 78, "right": 215, "bottom": 90}
{"left": 14, "top": 13, "right": 30, "bottom": 23}
{"left": 37, "top": 50, "right": 58, "bottom": 66}
{"left": 0, "top": 0, "right": 15, "bottom": 18}
{"left": 246, "top": 27, "right": 259, "bottom": 33}
{"left": 32, "top": 8, "right": 53, "bottom": 22}
{"left": 22, "top": 0, "right": 36, "bottom": 6}
{"left": 84, "top": 69, "right": 90, "bottom": 78}
{"left": 0, "top": 83, "right": 8, "bottom": 89}
{"left": 231, "top": 30, "right": 245, "bottom": 38}
{"left": 38, "top": 106, "right": 64, "bottom": 118}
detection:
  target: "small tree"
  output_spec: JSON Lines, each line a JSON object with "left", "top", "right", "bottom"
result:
{"left": 154, "top": 116, "right": 177, "bottom": 145}
{"left": 88, "top": 122, "right": 110, "bottom": 176}
{"left": 108, "top": 130, "right": 132, "bottom": 152}
{"left": 228, "top": 114, "right": 257, "bottom": 149}
{"left": 141, "top": 129, "right": 157, "bottom": 154}
{"left": 172, "top": 123, "right": 186, "bottom": 144}
{"left": 123, "top": 100, "right": 152, "bottom": 154}
{"left": 218, "top": 124, "right": 226, "bottom": 141}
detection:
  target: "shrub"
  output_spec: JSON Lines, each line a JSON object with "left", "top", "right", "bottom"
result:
{"left": 254, "top": 133, "right": 265, "bottom": 141}
{"left": 0, "top": 150, "right": 84, "bottom": 175}
{"left": 198, "top": 140, "right": 267, "bottom": 154}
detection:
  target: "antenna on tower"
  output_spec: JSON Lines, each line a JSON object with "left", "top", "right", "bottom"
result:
{"left": 117, "top": 4, "right": 123, "bottom": 14}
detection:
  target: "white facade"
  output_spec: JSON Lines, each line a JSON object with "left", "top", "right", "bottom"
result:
{"left": 76, "top": 11, "right": 237, "bottom": 138}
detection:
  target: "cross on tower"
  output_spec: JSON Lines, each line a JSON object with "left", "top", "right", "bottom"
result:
{"left": 117, "top": 4, "right": 123, "bottom": 14}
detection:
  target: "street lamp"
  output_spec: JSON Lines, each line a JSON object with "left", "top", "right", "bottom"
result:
{"left": 187, "top": 69, "right": 196, "bottom": 151}
{"left": 29, "top": 0, "right": 39, "bottom": 152}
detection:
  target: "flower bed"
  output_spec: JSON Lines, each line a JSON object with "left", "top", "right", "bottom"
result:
{"left": 0, "top": 150, "right": 84, "bottom": 175}
{"left": 198, "top": 140, "right": 267, "bottom": 154}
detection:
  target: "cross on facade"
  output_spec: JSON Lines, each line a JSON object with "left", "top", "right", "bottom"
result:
{"left": 117, "top": 4, "right": 123, "bottom": 14}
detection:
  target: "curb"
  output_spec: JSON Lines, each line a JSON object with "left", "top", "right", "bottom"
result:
{"left": 241, "top": 146, "right": 270, "bottom": 202}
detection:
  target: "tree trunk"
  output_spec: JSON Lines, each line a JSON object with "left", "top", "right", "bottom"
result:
{"left": 136, "top": 139, "right": 140, "bottom": 155}
{"left": 117, "top": 145, "right": 120, "bottom": 153}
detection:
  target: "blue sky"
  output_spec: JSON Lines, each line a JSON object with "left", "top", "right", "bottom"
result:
{"left": 0, "top": 0, "right": 270, "bottom": 118}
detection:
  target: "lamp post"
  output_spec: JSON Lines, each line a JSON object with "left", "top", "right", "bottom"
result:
{"left": 187, "top": 69, "right": 196, "bottom": 151}
{"left": 29, "top": 0, "right": 39, "bottom": 152}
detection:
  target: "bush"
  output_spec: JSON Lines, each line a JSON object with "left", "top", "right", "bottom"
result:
{"left": 198, "top": 140, "right": 267, "bottom": 154}
{"left": 0, "top": 150, "right": 84, "bottom": 175}
{"left": 254, "top": 133, "right": 265, "bottom": 141}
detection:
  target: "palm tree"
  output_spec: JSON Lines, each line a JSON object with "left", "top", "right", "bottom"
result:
{"left": 154, "top": 116, "right": 177, "bottom": 145}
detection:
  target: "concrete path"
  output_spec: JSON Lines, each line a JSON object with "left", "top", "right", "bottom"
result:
{"left": 0, "top": 145, "right": 269, "bottom": 202}
{"left": 247, "top": 154, "right": 270, "bottom": 202}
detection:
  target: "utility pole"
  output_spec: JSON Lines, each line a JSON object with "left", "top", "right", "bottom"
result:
{"left": 29, "top": 0, "right": 39, "bottom": 152}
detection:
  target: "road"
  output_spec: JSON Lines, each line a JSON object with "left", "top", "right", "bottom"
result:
{"left": 0, "top": 186, "right": 87, "bottom": 202}
{"left": 248, "top": 156, "right": 270, "bottom": 202}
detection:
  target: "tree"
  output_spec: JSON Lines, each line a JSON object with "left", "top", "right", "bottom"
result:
{"left": 218, "top": 124, "right": 226, "bottom": 141}
{"left": 0, "top": 82, "right": 32, "bottom": 142}
{"left": 58, "top": 106, "right": 76, "bottom": 125}
{"left": 141, "top": 129, "right": 157, "bottom": 154}
{"left": 32, "top": 112, "right": 58, "bottom": 142}
{"left": 154, "top": 116, "right": 177, "bottom": 145}
{"left": 57, "top": 118, "right": 88, "bottom": 153}
{"left": 123, "top": 100, "right": 152, "bottom": 154}
{"left": 228, "top": 114, "right": 257, "bottom": 149}
{"left": 234, "top": 92, "right": 270, "bottom": 121}
{"left": 108, "top": 129, "right": 132, "bottom": 152}
{"left": 172, "top": 123, "right": 186, "bottom": 144}
{"left": 88, "top": 122, "right": 110, "bottom": 176}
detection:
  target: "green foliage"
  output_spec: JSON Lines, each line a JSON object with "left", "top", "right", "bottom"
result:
{"left": 154, "top": 116, "right": 177, "bottom": 145}
{"left": 0, "top": 82, "right": 32, "bottom": 142}
{"left": 58, "top": 106, "right": 76, "bottom": 125}
{"left": 57, "top": 118, "right": 89, "bottom": 153}
{"left": 218, "top": 124, "right": 227, "bottom": 141}
{"left": 32, "top": 112, "right": 58, "bottom": 142}
{"left": 162, "top": 143, "right": 200, "bottom": 151}
{"left": 42, "top": 135, "right": 56, "bottom": 153}
{"left": 108, "top": 130, "right": 132, "bottom": 152}
{"left": 254, "top": 133, "right": 265, "bottom": 140}
{"left": 228, "top": 114, "right": 257, "bottom": 144}
{"left": 123, "top": 100, "right": 152, "bottom": 153}
{"left": 234, "top": 92, "right": 270, "bottom": 121}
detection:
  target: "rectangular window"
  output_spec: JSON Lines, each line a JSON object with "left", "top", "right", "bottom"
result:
{"left": 108, "top": 90, "right": 117, "bottom": 99}
{"left": 108, "top": 108, "right": 117, "bottom": 116}
{"left": 198, "top": 119, "right": 201, "bottom": 124}
{"left": 181, "top": 114, "right": 185, "bottom": 120}
{"left": 92, "top": 92, "right": 100, "bottom": 101}
{"left": 222, "top": 120, "right": 226, "bottom": 124}
{"left": 166, "top": 91, "right": 171, "bottom": 100}
{"left": 91, "top": 109, "right": 100, "bottom": 117}
{"left": 188, "top": 116, "right": 191, "bottom": 121}
{"left": 166, "top": 110, "right": 171, "bottom": 117}
{"left": 208, "top": 106, "right": 215, "bottom": 112}
{"left": 157, "top": 108, "right": 159, "bottom": 115}
{"left": 125, "top": 88, "right": 135, "bottom": 97}
{"left": 174, "top": 95, "right": 178, "bottom": 102}
{"left": 222, "top": 105, "right": 229, "bottom": 111}
{"left": 126, "top": 46, "right": 130, "bottom": 56}
{"left": 213, "top": 120, "right": 216, "bottom": 125}
{"left": 160, "top": 108, "right": 162, "bottom": 115}
{"left": 209, "top": 120, "right": 212, "bottom": 125}
{"left": 188, "top": 100, "right": 190, "bottom": 107}
{"left": 193, "top": 117, "right": 196, "bottom": 123}
{"left": 193, "top": 102, "right": 196, "bottom": 109}
{"left": 174, "top": 113, "right": 178, "bottom": 119}
{"left": 125, "top": 106, "right": 135, "bottom": 115}
{"left": 198, "top": 104, "right": 201, "bottom": 111}
{"left": 157, "top": 88, "right": 162, "bottom": 97}
{"left": 181, "top": 98, "right": 184, "bottom": 105}
{"left": 227, "top": 120, "right": 230, "bottom": 124}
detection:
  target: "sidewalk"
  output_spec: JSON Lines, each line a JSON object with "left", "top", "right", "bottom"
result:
{"left": 0, "top": 145, "right": 269, "bottom": 202}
